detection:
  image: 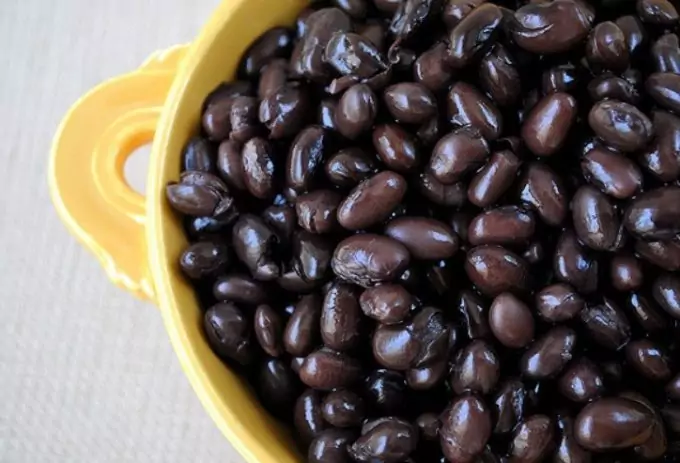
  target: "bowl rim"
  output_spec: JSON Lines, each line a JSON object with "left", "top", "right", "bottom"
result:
{"left": 145, "top": 1, "right": 307, "bottom": 462}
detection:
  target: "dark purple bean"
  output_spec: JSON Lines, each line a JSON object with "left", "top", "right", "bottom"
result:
{"left": 296, "top": 190, "right": 342, "bottom": 234}
{"left": 414, "top": 42, "right": 453, "bottom": 92}
{"left": 418, "top": 172, "right": 467, "bottom": 206}
{"left": 308, "top": 428, "right": 355, "bottom": 463}
{"left": 447, "top": 4, "right": 504, "bottom": 69}
{"left": 635, "top": 239, "right": 680, "bottom": 271}
{"left": 588, "top": 74, "right": 640, "bottom": 104}
{"left": 213, "top": 274, "right": 267, "bottom": 305}
{"left": 624, "top": 187, "right": 680, "bottom": 240}
{"left": 586, "top": 21, "right": 629, "bottom": 72}
{"left": 468, "top": 206, "right": 535, "bottom": 246}
{"left": 337, "top": 171, "right": 407, "bottom": 231}
{"left": 360, "top": 284, "right": 412, "bottom": 324}
{"left": 321, "top": 282, "right": 362, "bottom": 351}
{"left": 637, "top": 0, "right": 679, "bottom": 24}
{"left": 287, "top": 126, "right": 328, "bottom": 193}
{"left": 626, "top": 339, "right": 672, "bottom": 381}
{"left": 652, "top": 33, "right": 680, "bottom": 74}
{"left": 182, "top": 137, "right": 215, "bottom": 173}
{"left": 322, "top": 390, "right": 365, "bottom": 428}
{"left": 465, "top": 245, "right": 529, "bottom": 297}
{"left": 522, "top": 93, "right": 577, "bottom": 157}
{"left": 518, "top": 162, "right": 568, "bottom": 227}
{"left": 372, "top": 124, "right": 420, "bottom": 172}
{"left": 300, "top": 348, "right": 361, "bottom": 390}
{"left": 493, "top": 379, "right": 527, "bottom": 434}
{"left": 509, "top": 415, "right": 555, "bottom": 463}
{"left": 542, "top": 63, "right": 580, "bottom": 94}
{"left": 385, "top": 216, "right": 459, "bottom": 260}
{"left": 558, "top": 358, "right": 605, "bottom": 403}
{"left": 384, "top": 83, "right": 436, "bottom": 124}
{"left": 232, "top": 214, "right": 280, "bottom": 281}
{"left": 588, "top": 100, "right": 653, "bottom": 153}
{"left": 489, "top": 292, "right": 535, "bottom": 348}
{"left": 571, "top": 185, "right": 620, "bottom": 251}
{"left": 241, "top": 137, "right": 275, "bottom": 200}
{"left": 512, "top": 0, "right": 594, "bottom": 54}
{"left": 332, "top": 234, "right": 410, "bottom": 288}
{"left": 653, "top": 272, "right": 680, "bottom": 319}
{"left": 204, "top": 302, "right": 253, "bottom": 366}
{"left": 259, "top": 84, "right": 311, "bottom": 139}
{"left": 610, "top": 254, "right": 643, "bottom": 291}
{"left": 536, "top": 283, "right": 584, "bottom": 322}
{"left": 179, "top": 241, "right": 229, "bottom": 280}
{"left": 581, "top": 147, "right": 643, "bottom": 199}
{"left": 217, "top": 140, "right": 246, "bottom": 191}
{"left": 580, "top": 299, "right": 631, "bottom": 351}
{"left": 447, "top": 82, "right": 503, "bottom": 140}
{"left": 284, "top": 293, "right": 321, "bottom": 357}
{"left": 554, "top": 230, "right": 599, "bottom": 294}
{"left": 349, "top": 419, "right": 418, "bottom": 462}
{"left": 440, "top": 394, "right": 492, "bottom": 463}
{"left": 521, "top": 326, "right": 577, "bottom": 379}
{"left": 468, "top": 150, "right": 521, "bottom": 207}
{"left": 429, "top": 127, "right": 490, "bottom": 184}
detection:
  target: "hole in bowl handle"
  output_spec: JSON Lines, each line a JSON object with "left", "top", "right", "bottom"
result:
{"left": 49, "top": 44, "right": 190, "bottom": 302}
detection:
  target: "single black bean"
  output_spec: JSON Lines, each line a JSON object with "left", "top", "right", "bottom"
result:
{"left": 204, "top": 302, "right": 253, "bottom": 365}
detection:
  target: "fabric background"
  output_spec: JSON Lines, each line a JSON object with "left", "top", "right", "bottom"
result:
{"left": 0, "top": 1, "right": 245, "bottom": 461}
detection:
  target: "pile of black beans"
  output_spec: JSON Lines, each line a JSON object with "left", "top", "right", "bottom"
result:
{"left": 165, "top": 0, "right": 680, "bottom": 460}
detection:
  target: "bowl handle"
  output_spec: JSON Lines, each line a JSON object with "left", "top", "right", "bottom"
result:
{"left": 48, "top": 44, "right": 189, "bottom": 302}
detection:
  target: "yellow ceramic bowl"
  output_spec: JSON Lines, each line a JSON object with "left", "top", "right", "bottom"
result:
{"left": 49, "top": 1, "right": 312, "bottom": 462}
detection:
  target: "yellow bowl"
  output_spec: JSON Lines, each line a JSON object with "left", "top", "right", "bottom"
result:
{"left": 49, "top": 1, "right": 312, "bottom": 462}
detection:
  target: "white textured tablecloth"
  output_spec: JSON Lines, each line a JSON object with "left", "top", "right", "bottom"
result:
{"left": 0, "top": 1, "right": 244, "bottom": 461}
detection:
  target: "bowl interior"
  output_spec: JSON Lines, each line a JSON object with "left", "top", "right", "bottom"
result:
{"left": 147, "top": 1, "right": 310, "bottom": 463}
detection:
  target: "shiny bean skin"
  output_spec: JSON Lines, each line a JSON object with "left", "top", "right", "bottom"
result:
{"left": 542, "top": 63, "right": 580, "bottom": 94}
{"left": 364, "top": 370, "right": 407, "bottom": 415}
{"left": 258, "top": 59, "right": 288, "bottom": 101}
{"left": 325, "top": 148, "right": 376, "bottom": 188}
{"left": 554, "top": 230, "right": 599, "bottom": 294}
{"left": 637, "top": 0, "right": 679, "bottom": 24}
{"left": 626, "top": 292, "right": 668, "bottom": 333}
{"left": 213, "top": 274, "right": 267, "bottom": 305}
{"left": 581, "top": 147, "right": 643, "bottom": 199}
{"left": 667, "top": 373, "right": 680, "bottom": 400}
{"left": 384, "top": 83, "right": 436, "bottom": 124}
{"left": 521, "top": 92, "right": 577, "bottom": 156}
{"left": 349, "top": 419, "right": 418, "bottom": 462}
{"left": 489, "top": 293, "right": 535, "bottom": 348}
{"left": 332, "top": 234, "right": 410, "bottom": 287}
{"left": 286, "top": 126, "right": 328, "bottom": 193}
{"left": 291, "top": 8, "right": 352, "bottom": 80}
{"left": 571, "top": 185, "right": 620, "bottom": 252}
{"left": 389, "top": 0, "right": 440, "bottom": 44}
{"left": 429, "top": 127, "right": 490, "bottom": 184}
{"left": 653, "top": 272, "right": 680, "bottom": 319}
{"left": 337, "top": 171, "right": 407, "bottom": 231}
{"left": 580, "top": 299, "right": 631, "bottom": 351}
{"left": 232, "top": 214, "right": 280, "bottom": 281}
{"left": 588, "top": 74, "right": 640, "bottom": 104}
{"left": 493, "top": 379, "right": 527, "bottom": 434}
{"left": 626, "top": 339, "right": 672, "bottom": 381}
{"left": 646, "top": 72, "right": 680, "bottom": 113}
{"left": 447, "top": 82, "right": 503, "bottom": 140}
{"left": 558, "top": 359, "right": 605, "bottom": 403}
{"left": 610, "top": 254, "right": 643, "bottom": 291}
{"left": 574, "top": 398, "right": 655, "bottom": 451}
{"left": 518, "top": 163, "right": 568, "bottom": 227}
{"left": 308, "top": 428, "right": 355, "bottom": 463}
{"left": 259, "top": 84, "right": 311, "bottom": 139}
{"left": 465, "top": 245, "right": 529, "bottom": 297}
{"left": 296, "top": 190, "right": 341, "bottom": 234}
{"left": 258, "top": 358, "right": 299, "bottom": 415}
{"left": 335, "top": 84, "right": 378, "bottom": 140}
{"left": 536, "top": 283, "right": 585, "bottom": 322}
{"left": 624, "top": 187, "right": 680, "bottom": 240}
{"left": 554, "top": 414, "right": 592, "bottom": 463}
{"left": 616, "top": 15, "right": 646, "bottom": 58}
{"left": 468, "top": 150, "right": 521, "bottom": 207}
{"left": 447, "top": 4, "right": 505, "bottom": 69}
{"left": 418, "top": 172, "right": 467, "bottom": 206}
{"left": 512, "top": 0, "right": 595, "bottom": 54}
{"left": 359, "top": 284, "right": 412, "bottom": 324}
{"left": 406, "top": 359, "right": 448, "bottom": 390}
{"left": 416, "top": 413, "right": 441, "bottom": 441}
{"left": 636, "top": 239, "right": 680, "bottom": 271}
{"left": 201, "top": 82, "right": 252, "bottom": 141}
{"left": 468, "top": 206, "right": 535, "bottom": 246}
{"left": 372, "top": 124, "right": 420, "bottom": 172}
{"left": 300, "top": 348, "right": 361, "bottom": 391}
{"left": 322, "top": 390, "right": 365, "bottom": 427}
{"left": 480, "top": 44, "right": 521, "bottom": 107}
{"left": 295, "top": 389, "right": 326, "bottom": 445}
{"left": 241, "top": 138, "right": 276, "bottom": 199}
{"left": 291, "top": 230, "right": 333, "bottom": 284}
{"left": 253, "top": 304, "right": 284, "bottom": 358}
{"left": 385, "top": 216, "right": 459, "bottom": 260}
{"left": 521, "top": 327, "right": 577, "bottom": 379}
{"left": 217, "top": 140, "right": 246, "bottom": 191}
{"left": 179, "top": 241, "right": 229, "bottom": 280}
{"left": 182, "top": 137, "right": 216, "bottom": 173}
{"left": 321, "top": 282, "right": 362, "bottom": 351}
{"left": 588, "top": 100, "right": 654, "bottom": 153}
{"left": 509, "top": 415, "right": 555, "bottom": 463}
{"left": 318, "top": 98, "right": 338, "bottom": 131}
{"left": 262, "top": 205, "right": 296, "bottom": 242}
{"left": 239, "top": 27, "right": 293, "bottom": 78}
{"left": 440, "top": 394, "right": 492, "bottom": 463}
{"left": 623, "top": 392, "right": 668, "bottom": 460}
{"left": 414, "top": 42, "right": 453, "bottom": 92}
{"left": 586, "top": 21, "right": 629, "bottom": 72}
{"left": 652, "top": 33, "right": 680, "bottom": 74}
{"left": 284, "top": 293, "right": 322, "bottom": 357}
{"left": 639, "top": 110, "right": 680, "bottom": 182}
{"left": 443, "top": 0, "right": 486, "bottom": 28}
{"left": 451, "top": 340, "right": 500, "bottom": 394}
{"left": 204, "top": 302, "right": 253, "bottom": 366}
